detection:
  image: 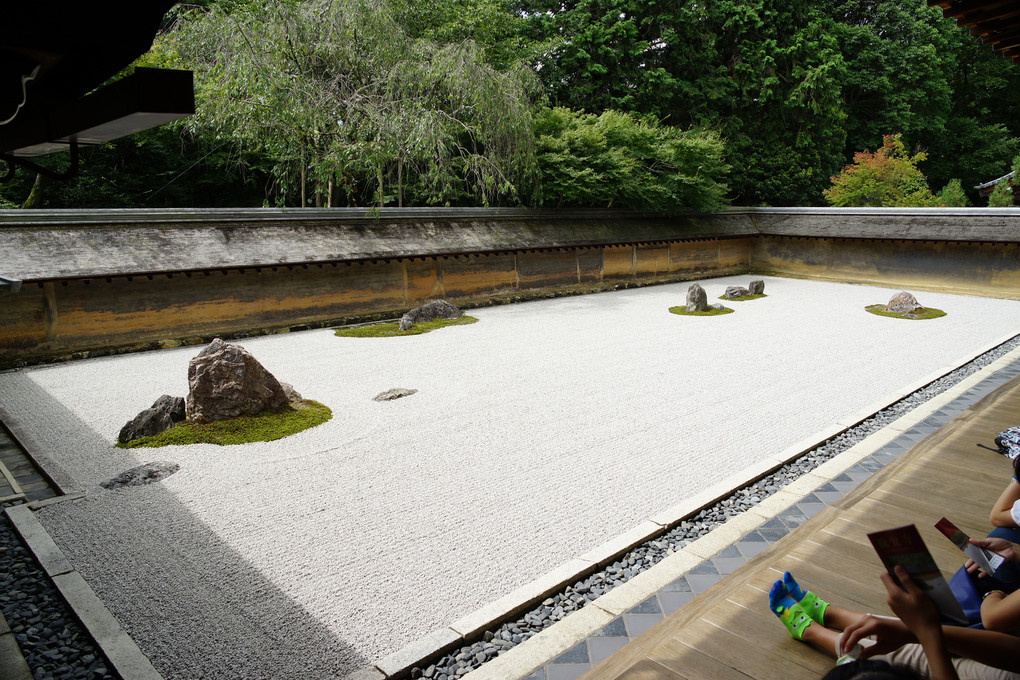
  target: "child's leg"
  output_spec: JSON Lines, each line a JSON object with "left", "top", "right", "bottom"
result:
{"left": 781, "top": 572, "right": 871, "bottom": 632}
{"left": 769, "top": 580, "right": 840, "bottom": 658}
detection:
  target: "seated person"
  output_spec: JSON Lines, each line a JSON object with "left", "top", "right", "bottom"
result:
{"left": 769, "top": 538, "right": 1020, "bottom": 679}
{"left": 988, "top": 455, "right": 1020, "bottom": 544}
{"left": 979, "top": 456, "right": 1020, "bottom": 587}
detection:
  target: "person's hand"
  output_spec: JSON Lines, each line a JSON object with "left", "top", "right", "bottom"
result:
{"left": 840, "top": 613, "right": 912, "bottom": 658}
{"left": 964, "top": 558, "right": 986, "bottom": 577}
{"left": 969, "top": 537, "right": 1019, "bottom": 563}
{"left": 882, "top": 565, "right": 942, "bottom": 640}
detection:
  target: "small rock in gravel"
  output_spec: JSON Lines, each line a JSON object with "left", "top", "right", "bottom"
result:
{"left": 374, "top": 388, "right": 418, "bottom": 402}
{"left": 101, "top": 461, "right": 180, "bottom": 490}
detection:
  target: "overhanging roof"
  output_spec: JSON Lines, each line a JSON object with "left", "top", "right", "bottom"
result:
{"left": 930, "top": 0, "right": 1020, "bottom": 63}
{"left": 0, "top": 3, "right": 192, "bottom": 158}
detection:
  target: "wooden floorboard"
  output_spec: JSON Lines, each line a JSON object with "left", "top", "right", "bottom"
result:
{"left": 580, "top": 374, "right": 1020, "bottom": 680}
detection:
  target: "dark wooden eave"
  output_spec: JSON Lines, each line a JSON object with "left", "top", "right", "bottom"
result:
{"left": 929, "top": 0, "right": 1020, "bottom": 63}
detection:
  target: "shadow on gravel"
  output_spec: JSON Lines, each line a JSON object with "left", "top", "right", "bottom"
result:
{"left": 1, "top": 373, "right": 369, "bottom": 679}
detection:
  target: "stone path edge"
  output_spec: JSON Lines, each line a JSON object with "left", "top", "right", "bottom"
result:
{"left": 0, "top": 398, "right": 81, "bottom": 497}
{"left": 348, "top": 333, "right": 1020, "bottom": 680}
{"left": 5, "top": 504, "right": 165, "bottom": 680}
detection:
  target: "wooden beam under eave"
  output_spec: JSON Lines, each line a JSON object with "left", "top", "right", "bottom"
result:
{"left": 983, "top": 26, "right": 1020, "bottom": 45}
{"left": 968, "top": 16, "right": 1020, "bottom": 36}
{"left": 943, "top": 0, "right": 1012, "bottom": 20}
{"left": 993, "top": 36, "right": 1020, "bottom": 52}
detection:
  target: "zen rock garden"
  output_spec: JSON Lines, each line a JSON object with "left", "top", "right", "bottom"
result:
{"left": 673, "top": 280, "right": 766, "bottom": 316}
{"left": 117, "top": 338, "right": 312, "bottom": 446}
{"left": 867, "top": 291, "right": 947, "bottom": 320}
{"left": 399, "top": 299, "right": 462, "bottom": 331}
{"left": 336, "top": 299, "right": 475, "bottom": 338}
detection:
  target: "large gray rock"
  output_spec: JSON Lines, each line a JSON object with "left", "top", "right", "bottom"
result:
{"left": 102, "top": 461, "right": 180, "bottom": 490}
{"left": 886, "top": 291, "right": 921, "bottom": 315}
{"left": 399, "top": 300, "right": 461, "bottom": 331}
{"left": 723, "top": 285, "right": 751, "bottom": 299}
{"left": 186, "top": 338, "right": 288, "bottom": 423}
{"left": 118, "top": 395, "right": 186, "bottom": 443}
{"left": 685, "top": 283, "right": 708, "bottom": 312}
{"left": 748, "top": 280, "right": 765, "bottom": 295}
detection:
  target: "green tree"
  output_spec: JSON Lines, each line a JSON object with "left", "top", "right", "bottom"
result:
{"left": 534, "top": 107, "right": 729, "bottom": 211}
{"left": 987, "top": 181, "right": 1014, "bottom": 207}
{"left": 986, "top": 155, "right": 1019, "bottom": 207}
{"left": 164, "top": 0, "right": 539, "bottom": 207}
{"left": 936, "top": 178, "right": 969, "bottom": 207}
{"left": 519, "top": 0, "right": 847, "bottom": 206}
{"left": 821, "top": 0, "right": 1020, "bottom": 203}
{"left": 823, "top": 134, "right": 941, "bottom": 207}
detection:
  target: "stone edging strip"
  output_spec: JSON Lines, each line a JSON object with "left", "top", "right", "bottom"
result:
{"left": 345, "top": 336, "right": 1020, "bottom": 680}
{"left": 5, "top": 502, "right": 164, "bottom": 680}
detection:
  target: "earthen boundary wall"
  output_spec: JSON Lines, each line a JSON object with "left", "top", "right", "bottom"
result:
{"left": 1, "top": 207, "right": 1017, "bottom": 366}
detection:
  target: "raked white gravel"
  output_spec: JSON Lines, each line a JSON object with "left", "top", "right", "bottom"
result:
{"left": 2, "top": 275, "right": 1020, "bottom": 679}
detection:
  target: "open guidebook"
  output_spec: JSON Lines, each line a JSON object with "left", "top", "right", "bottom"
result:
{"left": 867, "top": 524, "right": 968, "bottom": 625}
{"left": 934, "top": 517, "right": 1006, "bottom": 575}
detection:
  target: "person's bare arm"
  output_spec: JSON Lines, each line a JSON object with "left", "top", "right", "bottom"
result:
{"left": 882, "top": 566, "right": 959, "bottom": 680}
{"left": 990, "top": 479, "right": 1020, "bottom": 527}
{"left": 939, "top": 626, "right": 1020, "bottom": 672}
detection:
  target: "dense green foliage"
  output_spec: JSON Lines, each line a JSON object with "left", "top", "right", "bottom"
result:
{"left": 521, "top": 0, "right": 849, "bottom": 205}
{"left": 117, "top": 400, "right": 333, "bottom": 447}
{"left": 534, "top": 107, "right": 728, "bottom": 210}
{"left": 2, "top": 0, "right": 1018, "bottom": 209}
{"left": 823, "top": 134, "right": 941, "bottom": 207}
{"left": 936, "top": 179, "right": 970, "bottom": 207}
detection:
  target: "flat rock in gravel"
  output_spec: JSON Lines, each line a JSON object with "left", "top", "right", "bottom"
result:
{"left": 399, "top": 300, "right": 461, "bottom": 332}
{"left": 186, "top": 338, "right": 288, "bottom": 423}
{"left": 685, "top": 283, "right": 708, "bottom": 311}
{"left": 101, "top": 462, "right": 180, "bottom": 489}
{"left": 118, "top": 394, "right": 185, "bottom": 443}
{"left": 373, "top": 388, "right": 418, "bottom": 402}
{"left": 887, "top": 291, "right": 921, "bottom": 315}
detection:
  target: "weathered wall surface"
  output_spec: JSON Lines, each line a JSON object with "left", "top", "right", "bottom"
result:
{"left": 752, "top": 236, "right": 1020, "bottom": 297}
{"left": 747, "top": 208, "right": 1020, "bottom": 298}
{"left": 1, "top": 207, "right": 1018, "bottom": 367}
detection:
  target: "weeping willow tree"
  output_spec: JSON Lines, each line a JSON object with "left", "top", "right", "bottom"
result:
{"left": 161, "top": 0, "right": 539, "bottom": 207}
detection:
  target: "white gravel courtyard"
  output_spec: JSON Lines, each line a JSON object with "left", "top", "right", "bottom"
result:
{"left": 2, "top": 274, "right": 1020, "bottom": 679}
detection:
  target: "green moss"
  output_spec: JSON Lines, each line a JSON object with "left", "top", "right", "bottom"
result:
{"left": 718, "top": 294, "right": 767, "bottom": 302}
{"left": 335, "top": 316, "right": 478, "bottom": 337}
{"left": 117, "top": 400, "right": 333, "bottom": 448}
{"left": 669, "top": 305, "right": 734, "bottom": 316}
{"left": 865, "top": 305, "right": 947, "bottom": 320}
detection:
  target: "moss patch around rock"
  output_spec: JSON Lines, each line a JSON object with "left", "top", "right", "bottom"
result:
{"left": 719, "top": 294, "right": 767, "bottom": 302}
{"left": 669, "top": 306, "right": 734, "bottom": 317}
{"left": 334, "top": 316, "right": 478, "bottom": 337}
{"left": 865, "top": 305, "right": 946, "bottom": 320}
{"left": 116, "top": 400, "right": 333, "bottom": 448}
